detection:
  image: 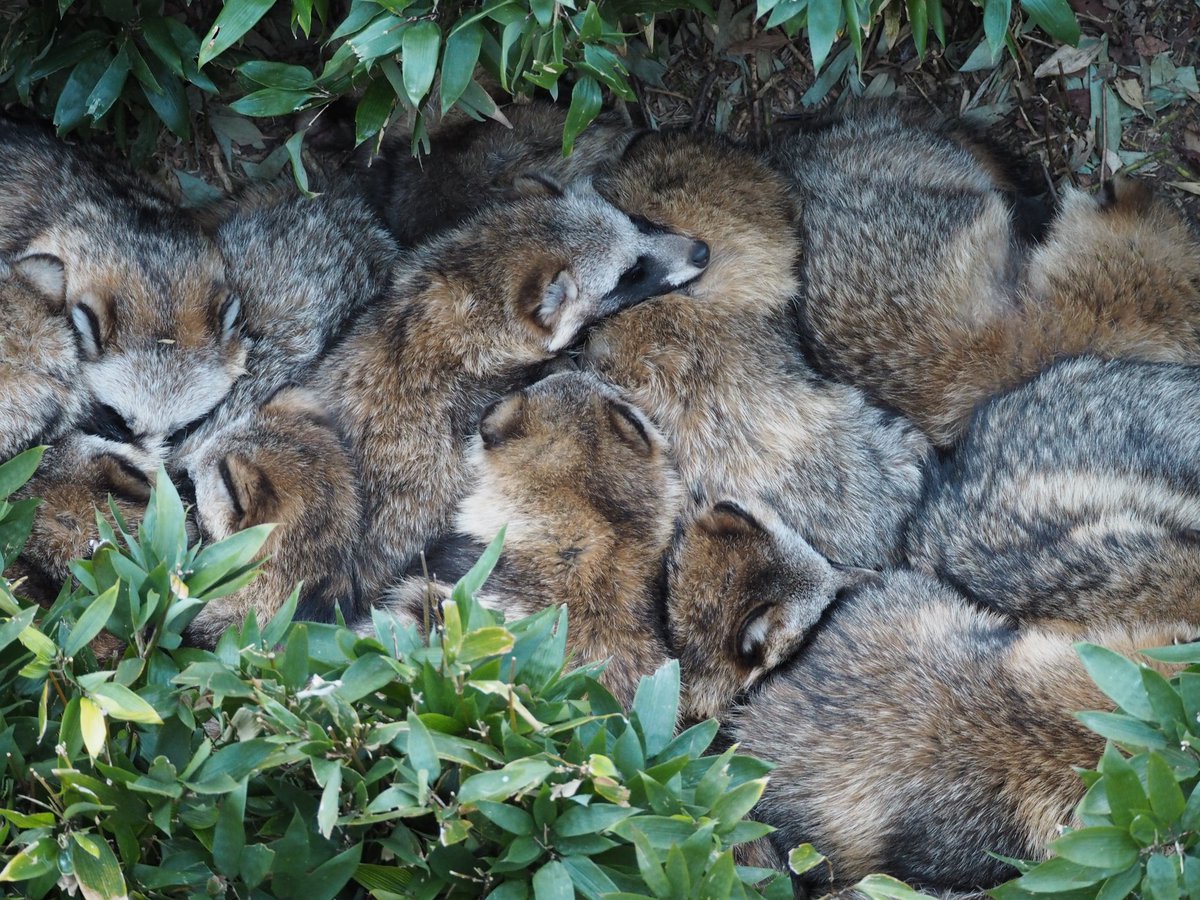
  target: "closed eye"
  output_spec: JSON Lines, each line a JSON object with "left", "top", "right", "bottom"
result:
{"left": 80, "top": 403, "right": 138, "bottom": 445}
{"left": 166, "top": 411, "right": 215, "bottom": 449}
{"left": 218, "top": 457, "right": 244, "bottom": 521}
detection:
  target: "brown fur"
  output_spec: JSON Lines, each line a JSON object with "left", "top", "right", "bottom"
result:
{"left": 773, "top": 104, "right": 1200, "bottom": 446}
{"left": 732, "top": 569, "right": 1193, "bottom": 891}
{"left": 381, "top": 372, "right": 679, "bottom": 708}
{"left": 0, "top": 253, "right": 81, "bottom": 457}
{"left": 314, "top": 174, "right": 707, "bottom": 596}
{"left": 5, "top": 434, "right": 159, "bottom": 603}
{"left": 184, "top": 388, "right": 362, "bottom": 645}
{"left": 0, "top": 117, "right": 245, "bottom": 445}
{"left": 583, "top": 131, "right": 930, "bottom": 567}
{"left": 363, "top": 100, "right": 633, "bottom": 246}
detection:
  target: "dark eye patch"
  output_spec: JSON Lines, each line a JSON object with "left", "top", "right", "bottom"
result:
{"left": 80, "top": 402, "right": 138, "bottom": 445}
{"left": 218, "top": 457, "right": 244, "bottom": 521}
{"left": 165, "top": 410, "right": 215, "bottom": 450}
{"left": 630, "top": 215, "right": 668, "bottom": 236}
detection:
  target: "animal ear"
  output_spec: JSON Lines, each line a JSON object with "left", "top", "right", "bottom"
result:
{"left": 94, "top": 454, "right": 153, "bottom": 505}
{"left": 533, "top": 269, "right": 578, "bottom": 332}
{"left": 219, "top": 452, "right": 276, "bottom": 527}
{"left": 608, "top": 401, "right": 656, "bottom": 456}
{"left": 698, "top": 500, "right": 763, "bottom": 538}
{"left": 14, "top": 254, "right": 66, "bottom": 304}
{"left": 479, "top": 393, "right": 527, "bottom": 449}
{"left": 70, "top": 295, "right": 107, "bottom": 360}
{"left": 218, "top": 293, "right": 242, "bottom": 343}
{"left": 735, "top": 603, "right": 772, "bottom": 667}
{"left": 513, "top": 172, "right": 566, "bottom": 199}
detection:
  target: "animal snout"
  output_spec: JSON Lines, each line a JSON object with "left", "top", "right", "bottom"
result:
{"left": 690, "top": 240, "right": 710, "bottom": 269}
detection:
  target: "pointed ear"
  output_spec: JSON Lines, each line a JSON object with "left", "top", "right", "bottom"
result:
{"left": 479, "top": 392, "right": 527, "bottom": 449}
{"left": 608, "top": 400, "right": 656, "bottom": 456}
{"left": 698, "top": 500, "right": 763, "bottom": 538}
{"left": 70, "top": 295, "right": 106, "bottom": 360}
{"left": 218, "top": 293, "right": 242, "bottom": 344}
{"left": 14, "top": 254, "right": 66, "bottom": 304}
{"left": 735, "top": 603, "right": 773, "bottom": 667}
{"left": 219, "top": 452, "right": 277, "bottom": 527}
{"left": 513, "top": 172, "right": 566, "bottom": 199}
{"left": 533, "top": 269, "right": 578, "bottom": 332}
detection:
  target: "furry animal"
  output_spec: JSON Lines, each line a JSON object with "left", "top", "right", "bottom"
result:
{"left": 362, "top": 101, "right": 633, "bottom": 246}
{"left": 4, "top": 433, "right": 159, "bottom": 603}
{"left": 0, "top": 252, "right": 81, "bottom": 458}
{"left": 730, "top": 568, "right": 1193, "bottom": 892}
{"left": 582, "top": 130, "right": 930, "bottom": 568}
{"left": 663, "top": 498, "right": 875, "bottom": 723}
{"left": 173, "top": 183, "right": 400, "bottom": 453}
{"left": 315, "top": 173, "right": 708, "bottom": 595}
{"left": 772, "top": 105, "right": 1200, "bottom": 445}
{"left": 381, "top": 372, "right": 679, "bottom": 706}
{"left": 181, "top": 387, "right": 363, "bottom": 646}
{"left": 0, "top": 117, "right": 245, "bottom": 447}
{"left": 906, "top": 355, "right": 1200, "bottom": 630}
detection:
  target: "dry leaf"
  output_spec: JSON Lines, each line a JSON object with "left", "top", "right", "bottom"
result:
{"left": 1114, "top": 78, "right": 1145, "bottom": 112}
{"left": 1166, "top": 181, "right": 1200, "bottom": 196}
{"left": 1134, "top": 35, "right": 1170, "bottom": 56}
{"left": 1034, "top": 42, "right": 1102, "bottom": 78}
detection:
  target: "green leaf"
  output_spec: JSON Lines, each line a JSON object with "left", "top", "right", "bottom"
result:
{"left": 401, "top": 20, "right": 440, "bottom": 108}
{"left": 229, "top": 88, "right": 315, "bottom": 117}
{"left": 853, "top": 873, "right": 936, "bottom": 899}
{"left": 1096, "top": 864, "right": 1146, "bottom": 900}
{"left": 1051, "top": 827, "right": 1138, "bottom": 871}
{"left": 187, "top": 524, "right": 273, "bottom": 596}
{"left": 1099, "top": 744, "right": 1148, "bottom": 827}
{"left": 456, "top": 527, "right": 505, "bottom": 598}
{"left": 405, "top": 709, "right": 440, "bottom": 787}
{"left": 140, "top": 59, "right": 191, "bottom": 139}
{"left": 560, "top": 856, "right": 621, "bottom": 900}
{"left": 632, "top": 659, "right": 679, "bottom": 759}
{"left": 563, "top": 75, "right": 601, "bottom": 156}
{"left": 533, "top": 860, "right": 573, "bottom": 900}
{"left": 555, "top": 803, "right": 640, "bottom": 837}
{"left": 55, "top": 53, "right": 112, "bottom": 134}
{"left": 18, "top": 622, "right": 56, "bottom": 660}
{"left": 198, "top": 0, "right": 277, "bottom": 67}
{"left": 65, "top": 583, "right": 118, "bottom": 656}
{"left": 86, "top": 46, "right": 131, "bottom": 121}
{"left": 306, "top": 842, "right": 362, "bottom": 898}
{"left": 1020, "top": 0, "right": 1080, "bottom": 45}
{"left": 1076, "top": 712, "right": 1168, "bottom": 750}
{"left": 213, "top": 779, "right": 247, "bottom": 876}
{"left": 0, "top": 837, "right": 57, "bottom": 883}
{"left": 1145, "top": 855, "right": 1180, "bottom": 900}
{"left": 440, "top": 23, "right": 483, "bottom": 114}
{"left": 1015, "top": 857, "right": 1114, "bottom": 893}
{"left": 316, "top": 759, "right": 343, "bottom": 838}
{"left": 239, "top": 60, "right": 315, "bottom": 89}
{"left": 1077, "top": 644, "right": 1155, "bottom": 721}
{"left": 807, "top": 0, "right": 841, "bottom": 73}
{"left": 474, "top": 800, "right": 534, "bottom": 836}
{"left": 90, "top": 682, "right": 163, "bottom": 724}
{"left": 355, "top": 76, "right": 396, "bottom": 145}
{"left": 458, "top": 758, "right": 555, "bottom": 804}
{"left": 788, "top": 844, "right": 826, "bottom": 875}
{"left": 906, "top": 0, "right": 928, "bottom": 57}
{"left": 285, "top": 128, "right": 316, "bottom": 198}
{"left": 709, "top": 777, "right": 766, "bottom": 828}
{"left": 0, "top": 605, "right": 38, "bottom": 655}
{"left": 459, "top": 626, "right": 516, "bottom": 663}
{"left": 1141, "top": 642, "right": 1200, "bottom": 664}
{"left": 624, "top": 824, "right": 670, "bottom": 895}
{"left": 71, "top": 832, "right": 127, "bottom": 900}
{"left": 240, "top": 843, "right": 275, "bottom": 889}
{"left": 1145, "top": 753, "right": 1187, "bottom": 822}
{"left": 983, "top": 0, "right": 1011, "bottom": 56}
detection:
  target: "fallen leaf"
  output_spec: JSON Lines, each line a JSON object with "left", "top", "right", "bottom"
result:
{"left": 1114, "top": 78, "right": 1145, "bottom": 112}
{"left": 1166, "top": 181, "right": 1200, "bottom": 196}
{"left": 1034, "top": 41, "right": 1102, "bottom": 78}
{"left": 1102, "top": 148, "right": 1122, "bottom": 176}
{"left": 1134, "top": 35, "right": 1170, "bottom": 56}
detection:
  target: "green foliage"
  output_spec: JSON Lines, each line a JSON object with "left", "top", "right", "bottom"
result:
{"left": 992, "top": 640, "right": 1200, "bottom": 900}
{"left": 0, "top": 460, "right": 792, "bottom": 898}
{"left": 1, "top": 0, "right": 1082, "bottom": 184}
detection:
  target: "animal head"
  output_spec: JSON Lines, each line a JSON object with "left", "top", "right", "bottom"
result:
{"left": 25, "top": 224, "right": 247, "bottom": 448}
{"left": 181, "top": 387, "right": 361, "bottom": 643}
{"left": 500, "top": 175, "right": 710, "bottom": 352}
{"left": 12, "top": 433, "right": 159, "bottom": 600}
{"left": 665, "top": 499, "right": 877, "bottom": 722}
{"left": 456, "top": 371, "right": 682, "bottom": 555}
{"left": 595, "top": 131, "right": 800, "bottom": 311}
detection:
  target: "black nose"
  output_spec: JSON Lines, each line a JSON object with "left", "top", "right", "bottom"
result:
{"left": 690, "top": 240, "right": 710, "bottom": 268}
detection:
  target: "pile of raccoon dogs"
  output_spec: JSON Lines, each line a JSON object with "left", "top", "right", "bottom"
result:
{"left": 4, "top": 99, "right": 1200, "bottom": 893}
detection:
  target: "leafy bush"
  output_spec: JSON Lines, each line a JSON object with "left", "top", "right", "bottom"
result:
{"left": 0, "top": 456, "right": 795, "bottom": 899}
{"left": 1, "top": 0, "right": 1081, "bottom": 184}
{"left": 993, "top": 642, "right": 1200, "bottom": 900}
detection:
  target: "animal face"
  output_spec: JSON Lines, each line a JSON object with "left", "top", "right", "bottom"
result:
{"left": 666, "top": 499, "right": 877, "bottom": 721}
{"left": 509, "top": 176, "right": 710, "bottom": 352}
{"left": 28, "top": 226, "right": 247, "bottom": 448}
{"left": 455, "top": 371, "right": 681, "bottom": 546}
